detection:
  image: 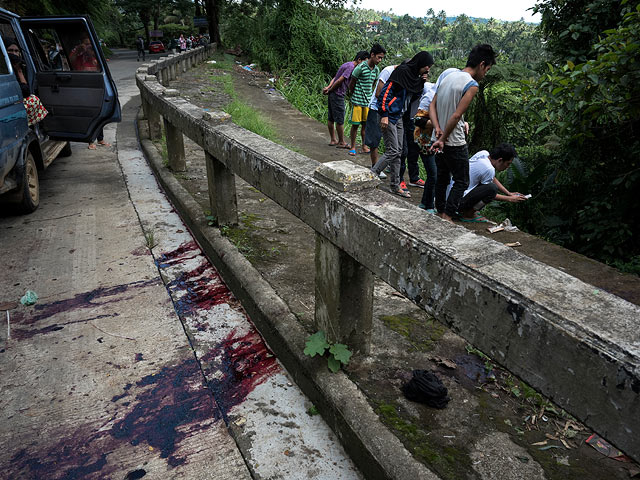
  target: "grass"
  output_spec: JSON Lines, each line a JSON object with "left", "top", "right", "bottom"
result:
{"left": 144, "top": 228, "right": 158, "bottom": 250}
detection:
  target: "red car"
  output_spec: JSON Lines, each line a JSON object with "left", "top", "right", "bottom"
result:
{"left": 149, "top": 41, "right": 165, "bottom": 53}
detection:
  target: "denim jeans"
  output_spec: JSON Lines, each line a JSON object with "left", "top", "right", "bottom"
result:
{"left": 435, "top": 144, "right": 469, "bottom": 217}
{"left": 419, "top": 153, "right": 437, "bottom": 208}
{"left": 371, "top": 117, "right": 404, "bottom": 191}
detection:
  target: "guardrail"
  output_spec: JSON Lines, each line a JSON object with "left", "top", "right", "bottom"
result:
{"left": 135, "top": 46, "right": 640, "bottom": 462}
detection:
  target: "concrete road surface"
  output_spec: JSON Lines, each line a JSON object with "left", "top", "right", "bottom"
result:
{"left": 0, "top": 48, "right": 360, "bottom": 480}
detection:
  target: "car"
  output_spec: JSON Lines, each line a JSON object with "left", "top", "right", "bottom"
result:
{"left": 0, "top": 7, "right": 121, "bottom": 213}
{"left": 149, "top": 41, "right": 165, "bottom": 53}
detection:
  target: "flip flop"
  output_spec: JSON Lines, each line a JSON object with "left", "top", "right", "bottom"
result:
{"left": 88, "top": 144, "right": 97, "bottom": 150}
{"left": 336, "top": 143, "right": 350, "bottom": 149}
{"left": 390, "top": 188, "right": 411, "bottom": 198}
{"left": 328, "top": 142, "right": 338, "bottom": 146}
{"left": 348, "top": 149, "right": 357, "bottom": 156}
{"left": 459, "top": 215, "right": 490, "bottom": 223}
{"left": 361, "top": 147, "right": 371, "bottom": 154}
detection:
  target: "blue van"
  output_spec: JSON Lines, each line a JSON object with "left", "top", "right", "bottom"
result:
{"left": 0, "top": 8, "right": 120, "bottom": 213}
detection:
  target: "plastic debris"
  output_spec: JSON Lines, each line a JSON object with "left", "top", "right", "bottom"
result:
{"left": 506, "top": 242, "right": 522, "bottom": 248}
{"left": 268, "top": 77, "right": 276, "bottom": 83}
{"left": 487, "top": 218, "right": 520, "bottom": 234}
{"left": 243, "top": 65, "right": 253, "bottom": 71}
{"left": 585, "top": 434, "right": 632, "bottom": 462}
{"left": 206, "top": 60, "right": 217, "bottom": 64}
{"left": 20, "top": 290, "right": 38, "bottom": 306}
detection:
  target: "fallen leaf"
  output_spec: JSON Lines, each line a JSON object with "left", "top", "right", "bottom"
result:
{"left": 0, "top": 301, "right": 18, "bottom": 310}
{"left": 432, "top": 356, "right": 457, "bottom": 369}
{"left": 560, "top": 439, "right": 572, "bottom": 449}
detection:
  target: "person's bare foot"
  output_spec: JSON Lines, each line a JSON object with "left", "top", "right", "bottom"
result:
{"left": 441, "top": 213, "right": 455, "bottom": 224}
{"left": 98, "top": 140, "right": 111, "bottom": 147}
{"left": 88, "top": 143, "right": 97, "bottom": 150}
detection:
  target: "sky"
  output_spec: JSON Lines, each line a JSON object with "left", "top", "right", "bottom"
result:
{"left": 353, "top": 0, "right": 541, "bottom": 23}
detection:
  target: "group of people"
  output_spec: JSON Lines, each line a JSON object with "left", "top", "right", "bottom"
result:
{"left": 323, "top": 43, "right": 528, "bottom": 223}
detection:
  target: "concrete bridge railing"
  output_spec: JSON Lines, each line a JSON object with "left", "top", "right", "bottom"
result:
{"left": 135, "top": 46, "right": 640, "bottom": 462}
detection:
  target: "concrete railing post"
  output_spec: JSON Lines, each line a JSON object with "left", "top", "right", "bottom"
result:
{"left": 163, "top": 119, "right": 185, "bottom": 171}
{"left": 205, "top": 152, "right": 238, "bottom": 226}
{"left": 312, "top": 161, "right": 380, "bottom": 355}
{"left": 161, "top": 65, "right": 169, "bottom": 86}
{"left": 146, "top": 101, "right": 162, "bottom": 140}
{"left": 315, "top": 235, "right": 374, "bottom": 355}
{"left": 162, "top": 89, "right": 185, "bottom": 171}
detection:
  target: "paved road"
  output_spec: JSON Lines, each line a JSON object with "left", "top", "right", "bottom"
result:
{"left": 0, "top": 48, "right": 360, "bottom": 479}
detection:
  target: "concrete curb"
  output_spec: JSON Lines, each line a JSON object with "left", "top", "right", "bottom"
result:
{"left": 136, "top": 109, "right": 440, "bottom": 480}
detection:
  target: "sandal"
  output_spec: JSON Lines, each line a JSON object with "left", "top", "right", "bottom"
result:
{"left": 336, "top": 143, "right": 350, "bottom": 149}
{"left": 98, "top": 141, "right": 112, "bottom": 147}
{"left": 88, "top": 143, "right": 97, "bottom": 150}
{"left": 390, "top": 188, "right": 411, "bottom": 198}
{"left": 348, "top": 149, "right": 357, "bottom": 156}
{"left": 459, "top": 215, "right": 490, "bottom": 223}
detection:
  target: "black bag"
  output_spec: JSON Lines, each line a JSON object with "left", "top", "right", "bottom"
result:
{"left": 401, "top": 369, "right": 450, "bottom": 409}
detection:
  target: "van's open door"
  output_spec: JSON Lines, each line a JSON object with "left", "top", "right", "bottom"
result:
{"left": 19, "top": 16, "right": 120, "bottom": 142}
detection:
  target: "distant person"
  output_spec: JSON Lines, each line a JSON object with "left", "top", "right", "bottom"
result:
{"left": 322, "top": 50, "right": 368, "bottom": 147}
{"left": 448, "top": 143, "right": 527, "bottom": 222}
{"left": 136, "top": 36, "right": 145, "bottom": 61}
{"left": 69, "top": 33, "right": 99, "bottom": 71}
{"left": 179, "top": 34, "right": 187, "bottom": 53}
{"left": 363, "top": 62, "right": 398, "bottom": 176}
{"left": 370, "top": 51, "right": 434, "bottom": 197}
{"left": 347, "top": 43, "right": 386, "bottom": 156}
{"left": 430, "top": 44, "right": 497, "bottom": 222}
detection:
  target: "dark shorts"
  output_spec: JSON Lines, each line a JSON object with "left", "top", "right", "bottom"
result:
{"left": 327, "top": 92, "right": 346, "bottom": 125}
{"left": 364, "top": 109, "right": 382, "bottom": 149}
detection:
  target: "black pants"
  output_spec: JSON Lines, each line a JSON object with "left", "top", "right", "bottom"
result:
{"left": 459, "top": 183, "right": 497, "bottom": 213}
{"left": 137, "top": 48, "right": 145, "bottom": 61}
{"left": 399, "top": 116, "right": 420, "bottom": 182}
{"left": 435, "top": 144, "right": 469, "bottom": 217}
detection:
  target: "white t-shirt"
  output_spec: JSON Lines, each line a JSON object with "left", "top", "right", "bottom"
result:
{"left": 417, "top": 82, "right": 436, "bottom": 111}
{"left": 368, "top": 65, "right": 396, "bottom": 110}
{"left": 446, "top": 150, "right": 495, "bottom": 199}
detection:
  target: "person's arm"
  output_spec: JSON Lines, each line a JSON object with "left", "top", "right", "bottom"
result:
{"left": 428, "top": 93, "right": 442, "bottom": 139}
{"left": 374, "top": 78, "right": 385, "bottom": 98}
{"left": 348, "top": 76, "right": 357, "bottom": 95}
{"left": 324, "top": 75, "right": 346, "bottom": 94}
{"left": 432, "top": 86, "right": 478, "bottom": 151}
{"left": 493, "top": 178, "right": 526, "bottom": 202}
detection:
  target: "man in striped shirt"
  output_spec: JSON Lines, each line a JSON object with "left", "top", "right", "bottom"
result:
{"left": 347, "top": 43, "right": 386, "bottom": 156}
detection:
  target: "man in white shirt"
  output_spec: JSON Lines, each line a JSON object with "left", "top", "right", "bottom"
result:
{"left": 446, "top": 143, "right": 528, "bottom": 222}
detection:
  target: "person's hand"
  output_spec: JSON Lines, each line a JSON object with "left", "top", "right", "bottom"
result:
{"left": 431, "top": 138, "right": 444, "bottom": 153}
{"left": 464, "top": 121, "right": 470, "bottom": 135}
{"left": 380, "top": 116, "right": 389, "bottom": 130}
{"left": 322, "top": 86, "right": 329, "bottom": 95}
{"left": 507, "top": 194, "right": 526, "bottom": 203}
{"left": 434, "top": 127, "right": 443, "bottom": 139}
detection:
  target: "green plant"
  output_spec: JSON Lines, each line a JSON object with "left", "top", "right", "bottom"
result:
{"left": 144, "top": 228, "right": 158, "bottom": 250}
{"left": 303, "top": 331, "right": 352, "bottom": 373}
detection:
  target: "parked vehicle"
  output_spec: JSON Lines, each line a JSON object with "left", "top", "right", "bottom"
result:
{"left": 0, "top": 7, "right": 120, "bottom": 213}
{"left": 148, "top": 41, "right": 165, "bottom": 53}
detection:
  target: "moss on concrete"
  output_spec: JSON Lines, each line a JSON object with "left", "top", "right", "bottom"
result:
{"left": 380, "top": 315, "right": 446, "bottom": 352}
{"left": 376, "top": 401, "right": 472, "bottom": 480}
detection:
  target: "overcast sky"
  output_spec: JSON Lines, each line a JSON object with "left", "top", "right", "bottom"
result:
{"left": 353, "top": 0, "right": 541, "bottom": 23}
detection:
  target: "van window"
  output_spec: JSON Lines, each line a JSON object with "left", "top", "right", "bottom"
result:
{"left": 25, "top": 24, "right": 101, "bottom": 72}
